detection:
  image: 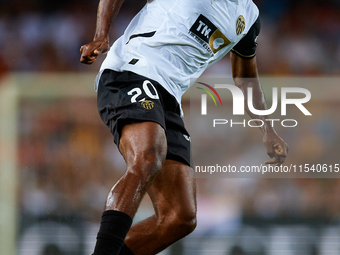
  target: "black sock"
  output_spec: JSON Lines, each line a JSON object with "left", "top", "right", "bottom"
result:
{"left": 93, "top": 210, "right": 133, "bottom": 255}
{"left": 119, "top": 244, "right": 135, "bottom": 255}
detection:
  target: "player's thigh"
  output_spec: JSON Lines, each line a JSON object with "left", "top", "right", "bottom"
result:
{"left": 148, "top": 159, "right": 197, "bottom": 218}
{"left": 96, "top": 70, "right": 168, "bottom": 166}
{"left": 119, "top": 121, "right": 167, "bottom": 169}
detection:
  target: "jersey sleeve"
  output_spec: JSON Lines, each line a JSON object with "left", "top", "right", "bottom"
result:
{"left": 231, "top": 16, "right": 261, "bottom": 60}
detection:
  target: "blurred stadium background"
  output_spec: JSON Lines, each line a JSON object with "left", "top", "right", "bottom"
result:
{"left": 1, "top": 0, "right": 340, "bottom": 254}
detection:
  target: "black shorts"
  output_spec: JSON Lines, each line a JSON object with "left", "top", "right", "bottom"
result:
{"left": 97, "top": 69, "right": 192, "bottom": 167}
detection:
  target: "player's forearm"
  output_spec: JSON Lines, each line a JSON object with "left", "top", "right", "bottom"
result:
{"left": 93, "top": 0, "right": 125, "bottom": 42}
{"left": 234, "top": 77, "right": 276, "bottom": 135}
{"left": 231, "top": 54, "right": 276, "bottom": 135}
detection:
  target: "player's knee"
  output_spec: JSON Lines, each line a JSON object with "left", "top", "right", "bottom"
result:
{"left": 171, "top": 210, "right": 197, "bottom": 237}
{"left": 177, "top": 217, "right": 197, "bottom": 237}
{"left": 179, "top": 212, "right": 197, "bottom": 235}
{"left": 128, "top": 148, "right": 165, "bottom": 180}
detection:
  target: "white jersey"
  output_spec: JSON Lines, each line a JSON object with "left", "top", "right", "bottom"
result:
{"left": 97, "top": 0, "right": 259, "bottom": 105}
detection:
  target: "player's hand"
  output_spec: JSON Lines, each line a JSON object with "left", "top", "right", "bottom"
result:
{"left": 263, "top": 132, "right": 288, "bottom": 166}
{"left": 80, "top": 40, "right": 110, "bottom": 64}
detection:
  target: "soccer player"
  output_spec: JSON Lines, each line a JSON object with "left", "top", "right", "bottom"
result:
{"left": 80, "top": 0, "right": 288, "bottom": 254}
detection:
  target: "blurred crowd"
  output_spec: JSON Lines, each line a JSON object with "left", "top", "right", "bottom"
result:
{"left": 0, "top": 0, "right": 340, "bottom": 75}
{"left": 18, "top": 97, "right": 340, "bottom": 228}
{"left": 18, "top": 98, "right": 124, "bottom": 221}
{"left": 189, "top": 100, "right": 340, "bottom": 231}
{"left": 6, "top": 0, "right": 340, "bottom": 248}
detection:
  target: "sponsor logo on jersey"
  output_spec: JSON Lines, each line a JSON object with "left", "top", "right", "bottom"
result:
{"left": 141, "top": 100, "right": 155, "bottom": 110}
{"left": 189, "top": 14, "right": 230, "bottom": 54}
{"left": 236, "top": 15, "right": 246, "bottom": 35}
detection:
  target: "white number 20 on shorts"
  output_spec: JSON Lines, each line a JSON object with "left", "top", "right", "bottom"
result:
{"left": 127, "top": 80, "right": 159, "bottom": 103}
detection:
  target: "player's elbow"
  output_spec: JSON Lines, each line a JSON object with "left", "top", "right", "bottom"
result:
{"left": 233, "top": 76, "right": 260, "bottom": 92}
{"left": 233, "top": 77, "right": 246, "bottom": 89}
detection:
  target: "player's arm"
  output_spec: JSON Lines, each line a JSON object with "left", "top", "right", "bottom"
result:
{"left": 80, "top": 0, "right": 125, "bottom": 64}
{"left": 230, "top": 18, "right": 288, "bottom": 165}
{"left": 231, "top": 54, "right": 288, "bottom": 165}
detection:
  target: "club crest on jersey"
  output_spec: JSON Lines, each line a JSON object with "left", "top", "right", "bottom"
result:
{"left": 141, "top": 100, "right": 154, "bottom": 110}
{"left": 189, "top": 14, "right": 230, "bottom": 54}
{"left": 236, "top": 15, "right": 246, "bottom": 35}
